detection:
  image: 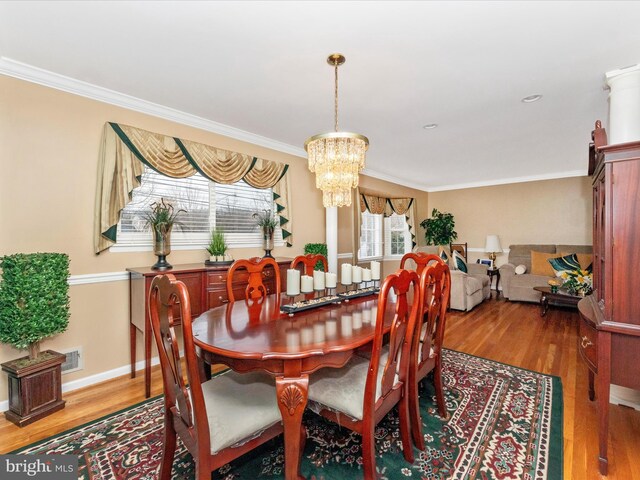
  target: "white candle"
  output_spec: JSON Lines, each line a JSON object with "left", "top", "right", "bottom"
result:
{"left": 352, "top": 265, "right": 362, "bottom": 284}
{"left": 341, "top": 263, "right": 352, "bottom": 285}
{"left": 313, "top": 270, "right": 325, "bottom": 290}
{"left": 286, "top": 269, "right": 301, "bottom": 296}
{"left": 362, "top": 268, "right": 372, "bottom": 282}
{"left": 301, "top": 275, "right": 314, "bottom": 293}
{"left": 353, "top": 311, "right": 363, "bottom": 329}
{"left": 341, "top": 314, "right": 353, "bottom": 337}
{"left": 370, "top": 261, "right": 381, "bottom": 280}
{"left": 325, "top": 272, "right": 337, "bottom": 289}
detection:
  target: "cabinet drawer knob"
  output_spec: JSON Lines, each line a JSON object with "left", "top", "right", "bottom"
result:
{"left": 219, "top": 296, "right": 229, "bottom": 304}
{"left": 581, "top": 336, "right": 593, "bottom": 349}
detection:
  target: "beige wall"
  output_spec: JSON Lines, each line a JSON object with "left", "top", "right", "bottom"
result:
{"left": 428, "top": 176, "right": 593, "bottom": 266}
{"left": 0, "top": 75, "right": 328, "bottom": 402}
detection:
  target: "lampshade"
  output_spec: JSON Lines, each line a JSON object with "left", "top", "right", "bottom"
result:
{"left": 304, "top": 54, "right": 369, "bottom": 208}
{"left": 485, "top": 235, "right": 503, "bottom": 253}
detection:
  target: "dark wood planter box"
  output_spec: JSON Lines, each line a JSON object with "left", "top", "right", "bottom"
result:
{"left": 1, "top": 349, "right": 66, "bottom": 427}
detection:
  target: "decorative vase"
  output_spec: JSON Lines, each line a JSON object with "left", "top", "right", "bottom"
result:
{"left": 262, "top": 227, "right": 274, "bottom": 258}
{"left": 152, "top": 228, "right": 172, "bottom": 270}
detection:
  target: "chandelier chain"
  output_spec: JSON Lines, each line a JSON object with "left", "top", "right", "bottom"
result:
{"left": 334, "top": 59, "right": 339, "bottom": 132}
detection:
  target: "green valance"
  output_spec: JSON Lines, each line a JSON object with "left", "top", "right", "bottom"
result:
{"left": 357, "top": 192, "right": 417, "bottom": 253}
{"left": 94, "top": 122, "right": 292, "bottom": 253}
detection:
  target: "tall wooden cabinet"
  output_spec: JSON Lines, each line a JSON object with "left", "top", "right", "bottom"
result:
{"left": 128, "top": 259, "right": 291, "bottom": 398}
{"left": 578, "top": 121, "right": 640, "bottom": 475}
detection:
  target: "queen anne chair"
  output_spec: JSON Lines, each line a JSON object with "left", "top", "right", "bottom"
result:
{"left": 226, "top": 256, "right": 281, "bottom": 302}
{"left": 149, "top": 274, "right": 284, "bottom": 480}
{"left": 407, "top": 257, "right": 451, "bottom": 451}
{"left": 307, "top": 269, "right": 420, "bottom": 479}
{"left": 290, "top": 253, "right": 328, "bottom": 275}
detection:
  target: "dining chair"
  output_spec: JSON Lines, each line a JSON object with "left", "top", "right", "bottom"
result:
{"left": 149, "top": 274, "right": 284, "bottom": 480}
{"left": 400, "top": 252, "right": 443, "bottom": 276}
{"left": 226, "top": 256, "right": 281, "bottom": 302}
{"left": 408, "top": 259, "right": 451, "bottom": 451}
{"left": 308, "top": 269, "right": 421, "bottom": 479}
{"left": 290, "top": 253, "right": 328, "bottom": 275}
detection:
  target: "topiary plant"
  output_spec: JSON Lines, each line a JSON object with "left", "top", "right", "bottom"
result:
{"left": 304, "top": 243, "right": 328, "bottom": 271}
{"left": 420, "top": 208, "right": 458, "bottom": 246}
{"left": 0, "top": 253, "right": 70, "bottom": 362}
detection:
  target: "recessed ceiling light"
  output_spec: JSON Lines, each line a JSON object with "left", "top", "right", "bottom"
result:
{"left": 422, "top": 123, "right": 438, "bottom": 129}
{"left": 521, "top": 94, "right": 542, "bottom": 103}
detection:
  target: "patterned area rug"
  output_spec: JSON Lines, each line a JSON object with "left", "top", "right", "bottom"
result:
{"left": 13, "top": 349, "right": 563, "bottom": 479}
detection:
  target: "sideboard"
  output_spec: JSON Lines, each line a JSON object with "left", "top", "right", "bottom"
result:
{"left": 128, "top": 258, "right": 291, "bottom": 397}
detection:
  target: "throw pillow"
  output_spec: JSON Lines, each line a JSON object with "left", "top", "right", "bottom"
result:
{"left": 548, "top": 253, "right": 581, "bottom": 277}
{"left": 560, "top": 252, "right": 593, "bottom": 272}
{"left": 515, "top": 264, "right": 527, "bottom": 275}
{"left": 530, "top": 250, "right": 560, "bottom": 276}
{"left": 452, "top": 250, "right": 468, "bottom": 273}
{"left": 438, "top": 246, "right": 453, "bottom": 268}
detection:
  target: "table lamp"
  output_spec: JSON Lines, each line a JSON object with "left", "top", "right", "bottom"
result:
{"left": 484, "top": 235, "right": 502, "bottom": 268}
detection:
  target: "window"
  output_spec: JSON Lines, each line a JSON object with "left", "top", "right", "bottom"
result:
{"left": 384, "top": 213, "right": 412, "bottom": 257}
{"left": 359, "top": 211, "right": 383, "bottom": 259}
{"left": 113, "top": 168, "right": 282, "bottom": 250}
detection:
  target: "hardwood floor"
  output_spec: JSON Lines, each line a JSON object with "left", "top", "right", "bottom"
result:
{"left": 1, "top": 295, "right": 638, "bottom": 478}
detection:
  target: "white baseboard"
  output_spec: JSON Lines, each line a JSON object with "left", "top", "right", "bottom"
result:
{"left": 0, "top": 355, "right": 161, "bottom": 413}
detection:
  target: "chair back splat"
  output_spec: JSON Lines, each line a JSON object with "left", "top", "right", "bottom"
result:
{"left": 227, "top": 257, "right": 281, "bottom": 302}
{"left": 290, "top": 254, "right": 328, "bottom": 276}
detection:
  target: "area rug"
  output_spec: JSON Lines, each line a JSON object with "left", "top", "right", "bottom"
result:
{"left": 13, "top": 349, "right": 563, "bottom": 479}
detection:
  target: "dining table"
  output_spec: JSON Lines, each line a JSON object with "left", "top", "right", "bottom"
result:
{"left": 192, "top": 291, "right": 393, "bottom": 480}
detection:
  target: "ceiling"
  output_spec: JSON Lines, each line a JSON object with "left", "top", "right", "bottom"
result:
{"left": 1, "top": 1, "right": 640, "bottom": 192}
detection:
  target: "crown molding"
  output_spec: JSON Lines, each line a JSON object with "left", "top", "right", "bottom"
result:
{"left": 425, "top": 169, "right": 587, "bottom": 193}
{"left": 0, "top": 57, "right": 307, "bottom": 158}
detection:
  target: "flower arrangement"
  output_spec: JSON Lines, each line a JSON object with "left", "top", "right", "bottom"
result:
{"left": 560, "top": 269, "right": 593, "bottom": 296}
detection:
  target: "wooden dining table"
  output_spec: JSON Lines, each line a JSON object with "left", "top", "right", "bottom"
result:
{"left": 192, "top": 291, "right": 392, "bottom": 480}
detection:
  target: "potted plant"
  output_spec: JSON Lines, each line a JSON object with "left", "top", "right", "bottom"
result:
{"left": 145, "top": 198, "right": 185, "bottom": 270}
{"left": 0, "top": 252, "right": 70, "bottom": 426}
{"left": 253, "top": 209, "right": 278, "bottom": 258}
{"left": 420, "top": 208, "right": 458, "bottom": 246}
{"left": 205, "top": 228, "right": 232, "bottom": 265}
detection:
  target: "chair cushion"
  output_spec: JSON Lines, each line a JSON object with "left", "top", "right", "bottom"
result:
{"left": 201, "top": 370, "right": 282, "bottom": 454}
{"left": 309, "top": 349, "right": 398, "bottom": 421}
{"left": 464, "top": 276, "right": 483, "bottom": 295}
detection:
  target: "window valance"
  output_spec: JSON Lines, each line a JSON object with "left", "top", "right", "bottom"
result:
{"left": 359, "top": 192, "right": 417, "bottom": 249}
{"left": 94, "top": 122, "right": 292, "bottom": 253}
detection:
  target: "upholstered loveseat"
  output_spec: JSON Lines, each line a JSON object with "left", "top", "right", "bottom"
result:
{"left": 499, "top": 244, "right": 592, "bottom": 303}
{"left": 413, "top": 246, "right": 491, "bottom": 311}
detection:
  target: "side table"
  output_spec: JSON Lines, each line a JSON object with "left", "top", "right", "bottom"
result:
{"left": 533, "top": 286, "right": 581, "bottom": 317}
{"left": 487, "top": 268, "right": 500, "bottom": 297}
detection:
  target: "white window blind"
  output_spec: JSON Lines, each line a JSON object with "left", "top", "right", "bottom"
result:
{"left": 114, "top": 168, "right": 282, "bottom": 250}
{"left": 359, "top": 211, "right": 383, "bottom": 259}
{"left": 384, "top": 213, "right": 412, "bottom": 257}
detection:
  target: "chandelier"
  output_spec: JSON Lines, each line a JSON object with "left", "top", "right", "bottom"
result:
{"left": 304, "top": 53, "right": 369, "bottom": 208}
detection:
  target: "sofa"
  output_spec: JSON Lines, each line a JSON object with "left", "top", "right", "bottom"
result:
{"left": 499, "top": 244, "right": 593, "bottom": 303}
{"left": 413, "top": 246, "right": 491, "bottom": 311}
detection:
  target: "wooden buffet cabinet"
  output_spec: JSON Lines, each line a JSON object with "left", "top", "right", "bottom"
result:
{"left": 128, "top": 258, "right": 291, "bottom": 398}
{"left": 578, "top": 121, "right": 640, "bottom": 475}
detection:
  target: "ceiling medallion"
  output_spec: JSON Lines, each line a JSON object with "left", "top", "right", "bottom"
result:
{"left": 304, "top": 53, "right": 369, "bottom": 208}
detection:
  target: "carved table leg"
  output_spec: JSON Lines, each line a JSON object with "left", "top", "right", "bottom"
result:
{"left": 588, "top": 370, "right": 595, "bottom": 401}
{"left": 276, "top": 374, "right": 309, "bottom": 480}
{"left": 540, "top": 294, "right": 549, "bottom": 317}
